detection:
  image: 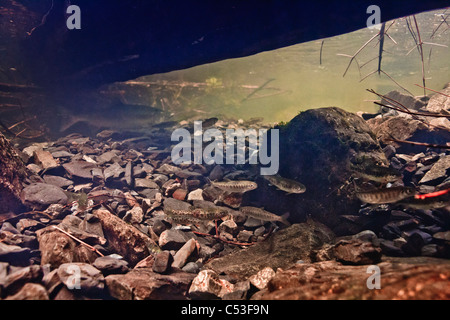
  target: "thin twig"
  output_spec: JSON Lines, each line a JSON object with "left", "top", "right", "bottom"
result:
{"left": 52, "top": 225, "right": 105, "bottom": 257}
{"left": 386, "top": 136, "right": 450, "bottom": 149}
{"left": 414, "top": 84, "right": 450, "bottom": 98}
{"left": 373, "top": 102, "right": 450, "bottom": 118}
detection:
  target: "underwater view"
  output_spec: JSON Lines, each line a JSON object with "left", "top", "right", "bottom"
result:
{"left": 0, "top": 1, "right": 449, "bottom": 305}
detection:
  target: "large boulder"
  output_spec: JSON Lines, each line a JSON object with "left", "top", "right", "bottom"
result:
{"left": 105, "top": 268, "right": 195, "bottom": 300}
{"left": 93, "top": 209, "right": 160, "bottom": 267}
{"left": 247, "top": 107, "right": 388, "bottom": 233}
{"left": 256, "top": 257, "right": 450, "bottom": 300}
{"left": 204, "top": 221, "right": 334, "bottom": 280}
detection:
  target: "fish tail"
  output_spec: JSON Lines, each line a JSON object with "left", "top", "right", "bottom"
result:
{"left": 280, "top": 212, "right": 291, "bottom": 226}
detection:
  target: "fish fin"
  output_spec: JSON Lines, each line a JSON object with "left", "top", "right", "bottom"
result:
{"left": 60, "top": 114, "right": 84, "bottom": 132}
{"left": 280, "top": 212, "right": 291, "bottom": 226}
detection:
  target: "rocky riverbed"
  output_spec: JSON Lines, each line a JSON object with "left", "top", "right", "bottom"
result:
{"left": 0, "top": 91, "right": 449, "bottom": 299}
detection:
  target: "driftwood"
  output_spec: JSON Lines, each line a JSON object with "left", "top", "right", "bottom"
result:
{"left": 0, "top": 132, "right": 29, "bottom": 214}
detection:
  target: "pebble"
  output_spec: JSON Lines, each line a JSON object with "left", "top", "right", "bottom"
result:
{"left": 248, "top": 267, "right": 276, "bottom": 290}
{"left": 172, "top": 238, "right": 198, "bottom": 269}
{"left": 187, "top": 188, "right": 204, "bottom": 201}
{"left": 57, "top": 263, "right": 105, "bottom": 294}
{"left": 93, "top": 256, "right": 129, "bottom": 275}
{"left": 20, "top": 183, "right": 68, "bottom": 211}
{"left": 152, "top": 251, "right": 173, "bottom": 274}
{"left": 182, "top": 262, "right": 201, "bottom": 274}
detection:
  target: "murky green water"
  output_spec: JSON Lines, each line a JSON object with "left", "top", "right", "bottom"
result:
{"left": 133, "top": 9, "right": 450, "bottom": 123}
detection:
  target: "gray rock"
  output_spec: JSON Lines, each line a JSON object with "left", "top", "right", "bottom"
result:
{"left": 79, "top": 214, "right": 105, "bottom": 239}
{"left": 135, "top": 178, "right": 159, "bottom": 189}
{"left": 222, "top": 280, "right": 250, "bottom": 300}
{"left": 57, "top": 263, "right": 105, "bottom": 294}
{"left": 105, "top": 268, "right": 195, "bottom": 300}
{"left": 181, "top": 262, "right": 201, "bottom": 274}
{"left": 3, "top": 265, "right": 43, "bottom": 294}
{"left": 188, "top": 270, "right": 234, "bottom": 299}
{"left": 152, "top": 251, "right": 173, "bottom": 274}
{"left": 93, "top": 256, "right": 129, "bottom": 275}
{"left": 379, "top": 239, "right": 405, "bottom": 256}
{"left": 353, "top": 230, "right": 378, "bottom": 244}
{"left": 0, "top": 242, "right": 32, "bottom": 266}
{"left": 152, "top": 174, "right": 169, "bottom": 187}
{"left": 63, "top": 161, "right": 98, "bottom": 180}
{"left": 237, "top": 230, "right": 253, "bottom": 243}
{"left": 34, "top": 150, "right": 58, "bottom": 171}
{"left": 209, "top": 165, "right": 224, "bottom": 181}
{"left": 243, "top": 217, "right": 265, "bottom": 228}
{"left": 175, "top": 169, "right": 203, "bottom": 179}
{"left": 157, "top": 163, "right": 181, "bottom": 175}
{"left": 104, "top": 162, "right": 125, "bottom": 181}
{"left": 159, "top": 229, "right": 196, "bottom": 250}
{"left": 123, "top": 206, "right": 144, "bottom": 225}
{"left": 218, "top": 219, "right": 238, "bottom": 236}
{"left": 425, "top": 82, "right": 450, "bottom": 113}
{"left": 187, "top": 189, "right": 204, "bottom": 201}
{"left": 96, "top": 150, "right": 120, "bottom": 165}
{"left": 334, "top": 239, "right": 382, "bottom": 265}
{"left": 421, "top": 244, "right": 438, "bottom": 257}
{"left": 248, "top": 267, "right": 276, "bottom": 290}
{"left": 163, "top": 197, "right": 191, "bottom": 211}
{"left": 51, "top": 150, "right": 74, "bottom": 158}
{"left": 43, "top": 175, "right": 74, "bottom": 188}
{"left": 419, "top": 155, "right": 450, "bottom": 185}
{"left": 172, "top": 239, "right": 198, "bottom": 269}
{"left": 381, "top": 90, "right": 427, "bottom": 111}
{"left": 402, "top": 231, "right": 433, "bottom": 256}
{"left": 20, "top": 183, "right": 68, "bottom": 211}
{"left": 5, "top": 283, "right": 49, "bottom": 300}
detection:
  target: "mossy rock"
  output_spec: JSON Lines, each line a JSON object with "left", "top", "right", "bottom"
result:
{"left": 248, "top": 107, "right": 387, "bottom": 234}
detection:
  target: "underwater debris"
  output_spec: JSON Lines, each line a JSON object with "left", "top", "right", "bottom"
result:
{"left": 262, "top": 174, "right": 306, "bottom": 194}
{"left": 356, "top": 186, "right": 416, "bottom": 204}
{"left": 239, "top": 206, "right": 291, "bottom": 226}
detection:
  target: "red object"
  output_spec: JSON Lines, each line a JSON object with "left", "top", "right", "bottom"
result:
{"left": 415, "top": 188, "right": 450, "bottom": 200}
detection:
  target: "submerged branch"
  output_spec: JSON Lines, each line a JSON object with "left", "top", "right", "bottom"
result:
{"left": 373, "top": 101, "right": 450, "bottom": 118}
{"left": 52, "top": 225, "right": 105, "bottom": 257}
{"left": 386, "top": 136, "right": 450, "bottom": 150}
{"left": 414, "top": 84, "right": 450, "bottom": 98}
